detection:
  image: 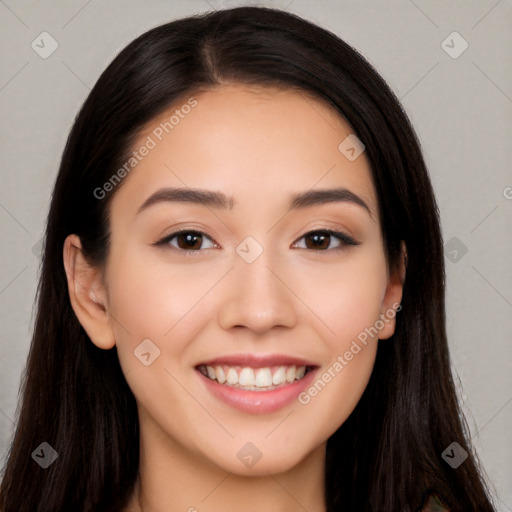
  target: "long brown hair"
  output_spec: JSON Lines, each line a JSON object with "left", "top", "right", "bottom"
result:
{"left": 0, "top": 7, "right": 497, "bottom": 511}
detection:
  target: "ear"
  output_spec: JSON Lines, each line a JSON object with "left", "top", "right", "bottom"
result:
{"left": 377, "top": 241, "right": 407, "bottom": 340}
{"left": 63, "top": 234, "right": 116, "bottom": 350}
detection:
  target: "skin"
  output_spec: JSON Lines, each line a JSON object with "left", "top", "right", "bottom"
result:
{"left": 63, "top": 83, "right": 405, "bottom": 512}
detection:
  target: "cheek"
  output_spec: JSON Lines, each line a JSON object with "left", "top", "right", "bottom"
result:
{"left": 104, "top": 250, "right": 173, "bottom": 349}
{"left": 292, "top": 248, "right": 388, "bottom": 345}
{"left": 105, "top": 246, "right": 226, "bottom": 370}
{"left": 104, "top": 250, "right": 214, "bottom": 424}
{"left": 298, "top": 339, "right": 378, "bottom": 444}
{"left": 290, "top": 249, "right": 386, "bottom": 427}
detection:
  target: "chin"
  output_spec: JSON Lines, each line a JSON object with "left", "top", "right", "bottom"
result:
{"left": 208, "top": 442, "right": 315, "bottom": 477}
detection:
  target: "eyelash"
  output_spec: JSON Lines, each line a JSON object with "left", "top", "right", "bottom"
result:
{"left": 153, "top": 229, "right": 360, "bottom": 256}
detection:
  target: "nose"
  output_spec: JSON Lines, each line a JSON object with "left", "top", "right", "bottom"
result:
{"left": 217, "top": 251, "right": 298, "bottom": 335}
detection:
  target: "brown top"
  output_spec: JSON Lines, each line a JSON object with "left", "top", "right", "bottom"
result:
{"left": 122, "top": 488, "right": 451, "bottom": 511}
{"left": 420, "top": 490, "right": 451, "bottom": 511}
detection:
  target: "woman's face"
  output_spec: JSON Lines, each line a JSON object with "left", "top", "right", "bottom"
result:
{"left": 84, "top": 84, "right": 402, "bottom": 475}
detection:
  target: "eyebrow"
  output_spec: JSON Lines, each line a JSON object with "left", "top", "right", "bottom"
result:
{"left": 136, "top": 186, "right": 373, "bottom": 218}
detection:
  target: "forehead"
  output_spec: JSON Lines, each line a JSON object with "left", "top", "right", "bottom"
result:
{"left": 109, "top": 83, "right": 377, "bottom": 219}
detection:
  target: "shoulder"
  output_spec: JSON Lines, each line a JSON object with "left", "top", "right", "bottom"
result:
{"left": 419, "top": 490, "right": 451, "bottom": 511}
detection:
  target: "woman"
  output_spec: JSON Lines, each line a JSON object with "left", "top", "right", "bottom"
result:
{"left": 0, "top": 6, "right": 497, "bottom": 511}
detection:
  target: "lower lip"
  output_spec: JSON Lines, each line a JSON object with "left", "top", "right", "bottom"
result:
{"left": 196, "top": 368, "right": 317, "bottom": 414}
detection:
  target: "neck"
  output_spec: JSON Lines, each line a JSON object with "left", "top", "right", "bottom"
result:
{"left": 125, "top": 415, "right": 327, "bottom": 512}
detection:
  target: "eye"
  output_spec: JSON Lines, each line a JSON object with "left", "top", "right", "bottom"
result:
{"left": 155, "top": 230, "right": 217, "bottom": 252}
{"left": 292, "top": 229, "right": 360, "bottom": 251}
{"left": 154, "top": 228, "right": 359, "bottom": 254}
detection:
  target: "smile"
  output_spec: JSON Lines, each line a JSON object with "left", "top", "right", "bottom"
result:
{"left": 195, "top": 354, "right": 319, "bottom": 414}
{"left": 197, "top": 364, "right": 313, "bottom": 391}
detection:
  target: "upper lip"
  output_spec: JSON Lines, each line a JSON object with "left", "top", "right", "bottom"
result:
{"left": 196, "top": 353, "right": 318, "bottom": 368}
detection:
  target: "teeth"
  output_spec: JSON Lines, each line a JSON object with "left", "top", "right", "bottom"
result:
{"left": 226, "top": 367, "right": 238, "bottom": 385}
{"left": 215, "top": 366, "right": 226, "bottom": 384}
{"left": 295, "top": 366, "right": 306, "bottom": 379}
{"left": 272, "top": 367, "right": 286, "bottom": 386}
{"left": 200, "top": 364, "right": 309, "bottom": 390}
{"left": 238, "top": 367, "right": 255, "bottom": 386}
{"left": 286, "top": 365, "right": 296, "bottom": 383}
{"left": 255, "top": 368, "right": 272, "bottom": 387}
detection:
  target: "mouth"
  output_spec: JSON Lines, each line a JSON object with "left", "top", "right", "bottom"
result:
{"left": 196, "top": 363, "right": 316, "bottom": 391}
{"left": 194, "top": 354, "right": 319, "bottom": 414}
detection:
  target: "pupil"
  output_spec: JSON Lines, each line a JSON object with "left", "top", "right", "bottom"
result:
{"left": 176, "top": 232, "right": 332, "bottom": 250}
{"left": 309, "top": 233, "right": 328, "bottom": 249}
{"left": 180, "top": 233, "right": 200, "bottom": 249}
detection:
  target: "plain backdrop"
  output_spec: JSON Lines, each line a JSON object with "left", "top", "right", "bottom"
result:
{"left": 0, "top": 0, "right": 511, "bottom": 509}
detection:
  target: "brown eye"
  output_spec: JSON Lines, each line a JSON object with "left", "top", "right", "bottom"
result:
{"left": 175, "top": 232, "right": 203, "bottom": 250}
{"left": 294, "top": 230, "right": 359, "bottom": 251}
{"left": 158, "top": 230, "right": 216, "bottom": 251}
{"left": 304, "top": 232, "right": 332, "bottom": 250}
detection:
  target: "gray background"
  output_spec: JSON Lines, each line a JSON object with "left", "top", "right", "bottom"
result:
{"left": 0, "top": 0, "right": 511, "bottom": 509}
